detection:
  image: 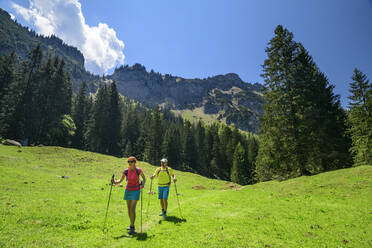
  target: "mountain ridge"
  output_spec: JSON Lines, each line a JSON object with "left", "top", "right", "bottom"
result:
{"left": 0, "top": 8, "right": 264, "bottom": 132}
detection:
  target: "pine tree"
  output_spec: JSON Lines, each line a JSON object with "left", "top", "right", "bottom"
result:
{"left": 255, "top": 25, "right": 299, "bottom": 180}
{"left": 195, "top": 121, "right": 207, "bottom": 174}
{"left": 348, "top": 69, "right": 372, "bottom": 165}
{"left": 256, "top": 25, "right": 351, "bottom": 181}
{"left": 203, "top": 126, "right": 214, "bottom": 176}
{"left": 219, "top": 124, "right": 233, "bottom": 179}
{"left": 10, "top": 44, "right": 43, "bottom": 144}
{"left": 37, "top": 55, "right": 56, "bottom": 144}
{"left": 211, "top": 126, "right": 223, "bottom": 178}
{"left": 182, "top": 120, "right": 198, "bottom": 171}
{"left": 0, "top": 52, "right": 19, "bottom": 137}
{"left": 231, "top": 142, "right": 249, "bottom": 185}
{"left": 72, "top": 81, "right": 90, "bottom": 149}
{"left": 0, "top": 52, "right": 17, "bottom": 101}
{"left": 247, "top": 135, "right": 259, "bottom": 182}
{"left": 162, "top": 126, "right": 182, "bottom": 169}
{"left": 144, "top": 106, "right": 163, "bottom": 165}
{"left": 86, "top": 85, "right": 110, "bottom": 153}
{"left": 107, "top": 82, "right": 122, "bottom": 156}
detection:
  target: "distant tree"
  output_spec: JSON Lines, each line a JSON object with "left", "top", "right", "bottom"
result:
{"left": 0, "top": 52, "right": 17, "bottom": 102}
{"left": 106, "top": 82, "right": 122, "bottom": 156}
{"left": 0, "top": 52, "right": 19, "bottom": 137}
{"left": 203, "top": 126, "right": 214, "bottom": 176}
{"left": 72, "top": 81, "right": 90, "bottom": 149}
{"left": 144, "top": 106, "right": 163, "bottom": 165}
{"left": 182, "top": 120, "right": 198, "bottom": 171}
{"left": 347, "top": 69, "right": 372, "bottom": 165}
{"left": 47, "top": 114, "right": 76, "bottom": 146}
{"left": 194, "top": 121, "right": 207, "bottom": 174}
{"left": 211, "top": 127, "right": 223, "bottom": 178}
{"left": 122, "top": 104, "right": 141, "bottom": 157}
{"left": 162, "top": 126, "right": 182, "bottom": 169}
{"left": 231, "top": 142, "right": 249, "bottom": 185}
{"left": 247, "top": 136, "right": 259, "bottom": 182}
{"left": 86, "top": 85, "right": 110, "bottom": 153}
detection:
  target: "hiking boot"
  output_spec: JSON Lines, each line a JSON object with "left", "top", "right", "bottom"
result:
{"left": 128, "top": 226, "right": 135, "bottom": 235}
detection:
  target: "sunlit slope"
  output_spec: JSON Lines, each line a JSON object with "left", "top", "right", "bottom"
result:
{"left": 0, "top": 145, "right": 370, "bottom": 247}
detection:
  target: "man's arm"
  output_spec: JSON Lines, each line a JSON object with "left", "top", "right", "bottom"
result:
{"left": 150, "top": 168, "right": 159, "bottom": 179}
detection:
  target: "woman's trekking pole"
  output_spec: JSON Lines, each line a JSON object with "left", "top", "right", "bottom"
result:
{"left": 140, "top": 182, "right": 143, "bottom": 233}
{"left": 174, "top": 181, "right": 183, "bottom": 219}
{"left": 103, "top": 174, "right": 115, "bottom": 232}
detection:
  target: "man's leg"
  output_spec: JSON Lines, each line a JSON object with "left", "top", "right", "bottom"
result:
{"left": 159, "top": 187, "right": 165, "bottom": 215}
{"left": 164, "top": 199, "right": 168, "bottom": 212}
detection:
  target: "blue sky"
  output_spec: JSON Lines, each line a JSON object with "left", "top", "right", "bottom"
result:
{"left": 1, "top": 0, "right": 371, "bottom": 107}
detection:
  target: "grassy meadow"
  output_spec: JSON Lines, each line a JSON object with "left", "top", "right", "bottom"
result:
{"left": 0, "top": 145, "right": 371, "bottom": 247}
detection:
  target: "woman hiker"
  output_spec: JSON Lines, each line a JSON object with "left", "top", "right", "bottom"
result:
{"left": 150, "top": 158, "right": 176, "bottom": 219}
{"left": 111, "top": 156, "right": 146, "bottom": 234}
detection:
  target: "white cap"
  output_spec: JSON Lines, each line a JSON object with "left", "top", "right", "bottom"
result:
{"left": 160, "top": 158, "right": 168, "bottom": 163}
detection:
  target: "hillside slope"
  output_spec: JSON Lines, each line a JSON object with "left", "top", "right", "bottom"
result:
{"left": 0, "top": 145, "right": 370, "bottom": 247}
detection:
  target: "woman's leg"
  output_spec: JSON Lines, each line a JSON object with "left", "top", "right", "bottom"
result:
{"left": 126, "top": 200, "right": 133, "bottom": 226}
{"left": 129, "top": 200, "right": 138, "bottom": 226}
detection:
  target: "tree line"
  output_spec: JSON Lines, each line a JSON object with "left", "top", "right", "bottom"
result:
{"left": 0, "top": 25, "right": 370, "bottom": 185}
{"left": 0, "top": 44, "right": 257, "bottom": 185}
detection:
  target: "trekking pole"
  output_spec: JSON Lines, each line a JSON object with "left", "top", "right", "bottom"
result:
{"left": 146, "top": 178, "right": 154, "bottom": 218}
{"left": 140, "top": 182, "right": 143, "bottom": 233}
{"left": 174, "top": 181, "right": 183, "bottom": 219}
{"left": 103, "top": 174, "right": 115, "bottom": 232}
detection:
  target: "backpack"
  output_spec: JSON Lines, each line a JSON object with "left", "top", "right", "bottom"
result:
{"left": 124, "top": 167, "right": 140, "bottom": 181}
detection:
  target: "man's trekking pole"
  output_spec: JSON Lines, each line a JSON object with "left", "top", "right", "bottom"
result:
{"left": 174, "top": 181, "right": 183, "bottom": 219}
{"left": 146, "top": 178, "right": 154, "bottom": 218}
{"left": 103, "top": 174, "right": 115, "bottom": 232}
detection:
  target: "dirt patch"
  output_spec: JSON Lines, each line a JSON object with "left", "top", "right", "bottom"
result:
{"left": 192, "top": 185, "right": 207, "bottom": 190}
{"left": 223, "top": 182, "right": 243, "bottom": 190}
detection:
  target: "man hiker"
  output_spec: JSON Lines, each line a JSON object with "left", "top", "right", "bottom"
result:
{"left": 150, "top": 158, "right": 176, "bottom": 219}
{"left": 112, "top": 156, "right": 146, "bottom": 235}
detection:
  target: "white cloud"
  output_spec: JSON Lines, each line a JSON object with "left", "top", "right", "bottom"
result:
{"left": 11, "top": 0, "right": 125, "bottom": 75}
{"left": 9, "top": 12, "right": 15, "bottom": 20}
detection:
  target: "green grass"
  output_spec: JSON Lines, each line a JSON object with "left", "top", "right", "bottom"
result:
{"left": 0, "top": 145, "right": 371, "bottom": 247}
{"left": 171, "top": 107, "right": 226, "bottom": 125}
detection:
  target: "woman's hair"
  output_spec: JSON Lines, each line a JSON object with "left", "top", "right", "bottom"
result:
{"left": 127, "top": 156, "right": 137, "bottom": 162}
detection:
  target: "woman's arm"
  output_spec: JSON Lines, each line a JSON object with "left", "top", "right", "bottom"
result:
{"left": 140, "top": 172, "right": 146, "bottom": 188}
{"left": 113, "top": 174, "right": 125, "bottom": 184}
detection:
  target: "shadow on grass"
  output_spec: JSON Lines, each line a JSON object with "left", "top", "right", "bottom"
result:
{"left": 158, "top": 215, "right": 187, "bottom": 225}
{"left": 113, "top": 232, "right": 153, "bottom": 241}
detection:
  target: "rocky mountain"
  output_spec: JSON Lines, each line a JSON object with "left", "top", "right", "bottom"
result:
{"left": 109, "top": 64, "right": 264, "bottom": 132}
{"left": 0, "top": 8, "right": 264, "bottom": 132}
